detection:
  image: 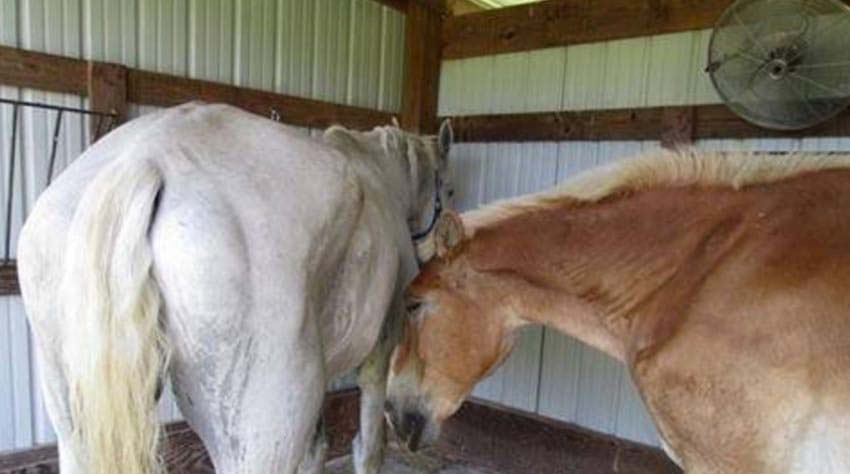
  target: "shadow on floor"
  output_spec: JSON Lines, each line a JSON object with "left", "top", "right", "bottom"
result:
{"left": 327, "top": 446, "right": 500, "bottom": 474}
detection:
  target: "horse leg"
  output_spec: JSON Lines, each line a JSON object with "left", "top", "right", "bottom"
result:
{"left": 353, "top": 302, "right": 403, "bottom": 474}
{"left": 296, "top": 415, "right": 328, "bottom": 474}
{"left": 30, "top": 341, "right": 85, "bottom": 473}
{"left": 171, "top": 315, "right": 326, "bottom": 474}
{"left": 353, "top": 349, "right": 389, "bottom": 474}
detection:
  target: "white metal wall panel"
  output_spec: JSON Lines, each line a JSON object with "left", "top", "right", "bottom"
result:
{"left": 313, "top": 0, "right": 351, "bottom": 105}
{"left": 440, "top": 30, "right": 726, "bottom": 116}
{"left": 469, "top": 142, "right": 556, "bottom": 411}
{"left": 0, "top": 94, "right": 92, "bottom": 451}
{"left": 602, "top": 38, "right": 650, "bottom": 110}
{"left": 378, "top": 9, "right": 404, "bottom": 112}
{"left": 562, "top": 43, "right": 607, "bottom": 112}
{"left": 274, "top": 0, "right": 313, "bottom": 97}
{"left": 348, "top": 0, "right": 381, "bottom": 109}
{"left": 443, "top": 49, "right": 567, "bottom": 410}
{"left": 693, "top": 29, "right": 722, "bottom": 105}
{"left": 0, "top": 0, "right": 406, "bottom": 453}
{"left": 1, "top": 299, "right": 32, "bottom": 451}
{"left": 235, "top": 0, "right": 276, "bottom": 90}
{"left": 5, "top": 0, "right": 405, "bottom": 110}
{"left": 189, "top": 0, "right": 236, "bottom": 83}
{"left": 440, "top": 28, "right": 850, "bottom": 446}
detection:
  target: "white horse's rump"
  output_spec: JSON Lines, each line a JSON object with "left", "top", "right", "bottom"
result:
{"left": 17, "top": 102, "right": 452, "bottom": 474}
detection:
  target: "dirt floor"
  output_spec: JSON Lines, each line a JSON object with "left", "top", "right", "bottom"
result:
{"left": 327, "top": 447, "right": 500, "bottom": 474}
{"left": 0, "top": 394, "right": 678, "bottom": 474}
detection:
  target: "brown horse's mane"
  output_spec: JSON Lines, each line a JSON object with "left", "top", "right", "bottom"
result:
{"left": 462, "top": 149, "right": 850, "bottom": 232}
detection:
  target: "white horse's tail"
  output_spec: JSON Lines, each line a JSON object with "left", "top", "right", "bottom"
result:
{"left": 60, "top": 157, "right": 169, "bottom": 474}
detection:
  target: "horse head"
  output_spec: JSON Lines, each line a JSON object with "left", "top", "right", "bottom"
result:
{"left": 391, "top": 119, "right": 455, "bottom": 263}
{"left": 385, "top": 211, "right": 521, "bottom": 451}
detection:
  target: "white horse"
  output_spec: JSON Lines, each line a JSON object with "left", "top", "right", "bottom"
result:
{"left": 17, "top": 102, "right": 453, "bottom": 474}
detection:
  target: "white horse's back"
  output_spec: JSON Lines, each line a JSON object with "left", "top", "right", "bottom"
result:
{"left": 18, "top": 102, "right": 451, "bottom": 474}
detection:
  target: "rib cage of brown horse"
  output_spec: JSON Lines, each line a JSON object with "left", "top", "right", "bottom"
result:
{"left": 386, "top": 150, "right": 850, "bottom": 474}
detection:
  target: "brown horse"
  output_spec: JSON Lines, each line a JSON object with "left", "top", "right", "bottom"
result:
{"left": 385, "top": 150, "right": 850, "bottom": 473}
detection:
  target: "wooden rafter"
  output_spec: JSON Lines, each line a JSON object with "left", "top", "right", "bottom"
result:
{"left": 0, "top": 262, "right": 18, "bottom": 296}
{"left": 449, "top": 0, "right": 486, "bottom": 15}
{"left": 401, "top": 0, "right": 445, "bottom": 133}
{"left": 443, "top": 0, "right": 735, "bottom": 59}
{"left": 373, "top": 0, "right": 449, "bottom": 15}
{"left": 446, "top": 104, "right": 850, "bottom": 143}
{"left": 127, "top": 70, "right": 394, "bottom": 130}
{"left": 0, "top": 46, "right": 394, "bottom": 132}
{"left": 0, "top": 46, "right": 88, "bottom": 95}
{"left": 372, "top": 0, "right": 408, "bottom": 12}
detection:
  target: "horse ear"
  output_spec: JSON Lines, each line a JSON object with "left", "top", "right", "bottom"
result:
{"left": 438, "top": 118, "right": 453, "bottom": 157}
{"left": 381, "top": 127, "right": 401, "bottom": 156}
{"left": 435, "top": 210, "right": 465, "bottom": 258}
{"left": 391, "top": 116, "right": 401, "bottom": 129}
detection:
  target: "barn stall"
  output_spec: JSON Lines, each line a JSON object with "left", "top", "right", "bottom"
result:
{"left": 0, "top": 0, "right": 848, "bottom": 472}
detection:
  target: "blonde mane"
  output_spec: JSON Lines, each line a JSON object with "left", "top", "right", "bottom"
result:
{"left": 464, "top": 149, "right": 850, "bottom": 231}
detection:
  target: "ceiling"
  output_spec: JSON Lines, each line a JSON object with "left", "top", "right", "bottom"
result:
{"left": 467, "top": 0, "right": 542, "bottom": 8}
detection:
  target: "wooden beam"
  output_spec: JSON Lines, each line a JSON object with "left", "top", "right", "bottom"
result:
{"left": 443, "top": 0, "right": 735, "bottom": 59}
{"left": 0, "top": 46, "right": 394, "bottom": 132}
{"left": 401, "top": 0, "right": 445, "bottom": 133}
{"left": 127, "top": 70, "right": 394, "bottom": 130}
{"left": 448, "top": 0, "right": 485, "bottom": 15}
{"left": 88, "top": 62, "right": 128, "bottom": 141}
{"left": 0, "top": 45, "right": 87, "bottom": 95}
{"left": 692, "top": 104, "right": 850, "bottom": 139}
{"left": 449, "top": 107, "right": 675, "bottom": 142}
{"left": 373, "top": 0, "right": 408, "bottom": 12}
{"left": 446, "top": 104, "right": 850, "bottom": 143}
{"left": 0, "top": 262, "right": 19, "bottom": 296}
{"left": 661, "top": 106, "right": 695, "bottom": 149}
{"left": 373, "top": 0, "right": 447, "bottom": 14}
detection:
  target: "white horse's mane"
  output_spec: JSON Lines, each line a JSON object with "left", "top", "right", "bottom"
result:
{"left": 324, "top": 125, "right": 398, "bottom": 155}
{"left": 324, "top": 124, "right": 437, "bottom": 154}
{"left": 464, "top": 149, "right": 850, "bottom": 231}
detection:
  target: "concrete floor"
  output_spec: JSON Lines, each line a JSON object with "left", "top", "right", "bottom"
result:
{"left": 326, "top": 447, "right": 501, "bottom": 474}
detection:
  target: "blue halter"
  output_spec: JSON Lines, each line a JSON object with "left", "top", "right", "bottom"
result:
{"left": 410, "top": 173, "right": 443, "bottom": 243}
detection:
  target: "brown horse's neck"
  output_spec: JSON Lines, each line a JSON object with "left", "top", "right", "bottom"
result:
{"left": 463, "top": 185, "right": 754, "bottom": 362}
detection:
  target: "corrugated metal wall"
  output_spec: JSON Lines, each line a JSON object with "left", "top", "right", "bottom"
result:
{"left": 440, "top": 30, "right": 850, "bottom": 446}
{"left": 0, "top": 0, "right": 405, "bottom": 452}
{"left": 5, "top": 3, "right": 849, "bottom": 457}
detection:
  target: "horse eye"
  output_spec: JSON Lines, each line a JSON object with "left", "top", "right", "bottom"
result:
{"left": 406, "top": 301, "right": 423, "bottom": 313}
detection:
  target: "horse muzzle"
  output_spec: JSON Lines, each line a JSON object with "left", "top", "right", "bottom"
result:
{"left": 384, "top": 400, "right": 427, "bottom": 452}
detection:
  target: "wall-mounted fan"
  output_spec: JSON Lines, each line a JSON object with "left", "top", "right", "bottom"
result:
{"left": 707, "top": 0, "right": 850, "bottom": 130}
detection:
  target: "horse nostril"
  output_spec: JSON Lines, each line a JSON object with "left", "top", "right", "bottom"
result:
{"left": 384, "top": 400, "right": 395, "bottom": 414}
{"left": 400, "top": 411, "right": 426, "bottom": 451}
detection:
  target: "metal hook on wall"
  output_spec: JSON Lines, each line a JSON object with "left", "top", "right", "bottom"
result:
{"left": 46, "top": 109, "right": 64, "bottom": 186}
{"left": 269, "top": 108, "right": 281, "bottom": 122}
{"left": 4, "top": 105, "right": 19, "bottom": 263}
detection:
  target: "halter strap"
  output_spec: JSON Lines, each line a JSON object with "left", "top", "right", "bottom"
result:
{"left": 411, "top": 173, "right": 443, "bottom": 243}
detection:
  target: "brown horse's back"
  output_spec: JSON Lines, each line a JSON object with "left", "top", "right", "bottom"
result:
{"left": 633, "top": 169, "right": 850, "bottom": 473}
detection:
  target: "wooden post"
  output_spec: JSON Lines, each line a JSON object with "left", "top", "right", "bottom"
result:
{"left": 401, "top": 0, "right": 445, "bottom": 134}
{"left": 88, "top": 61, "right": 127, "bottom": 142}
{"left": 443, "top": 0, "right": 736, "bottom": 60}
{"left": 661, "top": 106, "right": 695, "bottom": 150}
{"left": 0, "top": 262, "right": 19, "bottom": 296}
